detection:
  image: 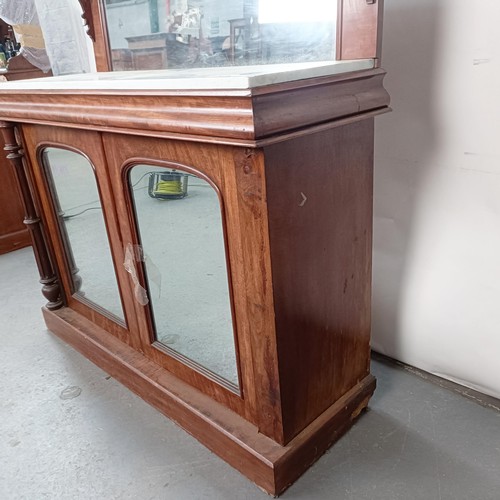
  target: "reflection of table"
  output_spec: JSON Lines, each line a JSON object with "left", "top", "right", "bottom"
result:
{"left": 112, "top": 32, "right": 198, "bottom": 71}
{"left": 112, "top": 34, "right": 174, "bottom": 71}
{"left": 0, "top": 63, "right": 389, "bottom": 495}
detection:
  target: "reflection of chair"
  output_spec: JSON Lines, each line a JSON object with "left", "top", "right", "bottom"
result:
{"left": 227, "top": 17, "right": 261, "bottom": 63}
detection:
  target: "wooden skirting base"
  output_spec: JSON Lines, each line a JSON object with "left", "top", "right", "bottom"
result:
{"left": 43, "top": 306, "right": 376, "bottom": 496}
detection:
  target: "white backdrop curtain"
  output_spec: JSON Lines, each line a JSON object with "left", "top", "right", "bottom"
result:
{"left": 33, "top": 0, "right": 94, "bottom": 75}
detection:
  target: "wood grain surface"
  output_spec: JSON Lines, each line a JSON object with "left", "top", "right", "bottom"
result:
{"left": 44, "top": 305, "right": 376, "bottom": 496}
{"left": 0, "top": 149, "right": 30, "bottom": 254}
{"left": 0, "top": 69, "right": 389, "bottom": 146}
{"left": 265, "top": 119, "right": 375, "bottom": 442}
{"left": 337, "top": 0, "right": 383, "bottom": 61}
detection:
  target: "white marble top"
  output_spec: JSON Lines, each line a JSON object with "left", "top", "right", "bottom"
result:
{"left": 0, "top": 60, "right": 375, "bottom": 91}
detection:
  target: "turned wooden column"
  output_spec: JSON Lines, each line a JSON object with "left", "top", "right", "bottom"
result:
{"left": 40, "top": 150, "right": 83, "bottom": 295}
{"left": 0, "top": 121, "right": 63, "bottom": 310}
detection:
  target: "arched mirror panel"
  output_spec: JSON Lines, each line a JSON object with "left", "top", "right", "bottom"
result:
{"left": 41, "top": 147, "right": 125, "bottom": 322}
{"left": 128, "top": 164, "right": 239, "bottom": 387}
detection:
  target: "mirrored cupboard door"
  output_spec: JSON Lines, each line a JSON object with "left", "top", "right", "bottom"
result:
{"left": 103, "top": 133, "right": 254, "bottom": 419}
{"left": 21, "top": 125, "right": 140, "bottom": 346}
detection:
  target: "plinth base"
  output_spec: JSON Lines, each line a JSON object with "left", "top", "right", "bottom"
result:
{"left": 43, "top": 306, "right": 375, "bottom": 496}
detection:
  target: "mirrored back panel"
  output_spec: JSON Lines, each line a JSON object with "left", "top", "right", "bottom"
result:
{"left": 42, "top": 147, "right": 125, "bottom": 322}
{"left": 103, "top": 0, "right": 338, "bottom": 71}
{"left": 128, "top": 164, "right": 239, "bottom": 387}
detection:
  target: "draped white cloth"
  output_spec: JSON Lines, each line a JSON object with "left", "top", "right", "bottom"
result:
{"left": 33, "top": 0, "right": 93, "bottom": 75}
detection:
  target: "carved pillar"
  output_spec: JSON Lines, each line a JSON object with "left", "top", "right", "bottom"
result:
{"left": 0, "top": 121, "right": 63, "bottom": 310}
{"left": 40, "top": 150, "right": 83, "bottom": 295}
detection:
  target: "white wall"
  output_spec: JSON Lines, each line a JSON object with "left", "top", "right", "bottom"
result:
{"left": 373, "top": 0, "right": 500, "bottom": 398}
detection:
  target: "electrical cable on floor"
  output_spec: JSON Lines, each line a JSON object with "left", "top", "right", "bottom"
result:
{"left": 62, "top": 206, "right": 102, "bottom": 220}
{"left": 131, "top": 171, "right": 151, "bottom": 189}
{"left": 62, "top": 171, "right": 209, "bottom": 220}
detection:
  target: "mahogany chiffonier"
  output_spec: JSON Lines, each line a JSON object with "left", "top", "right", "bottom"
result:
{"left": 0, "top": 0, "right": 389, "bottom": 494}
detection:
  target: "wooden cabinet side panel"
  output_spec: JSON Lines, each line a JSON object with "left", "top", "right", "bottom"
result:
{"left": 0, "top": 149, "right": 31, "bottom": 254}
{"left": 264, "top": 120, "right": 374, "bottom": 443}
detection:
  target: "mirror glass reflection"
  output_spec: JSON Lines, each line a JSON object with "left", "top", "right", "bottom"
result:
{"left": 42, "top": 147, "right": 125, "bottom": 321}
{"left": 129, "top": 165, "right": 238, "bottom": 387}
{"left": 104, "top": 0, "right": 337, "bottom": 71}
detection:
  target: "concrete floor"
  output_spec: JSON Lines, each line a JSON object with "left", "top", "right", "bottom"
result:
{"left": 1, "top": 247, "right": 499, "bottom": 500}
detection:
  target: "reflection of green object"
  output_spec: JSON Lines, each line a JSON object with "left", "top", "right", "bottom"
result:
{"left": 148, "top": 171, "right": 188, "bottom": 200}
{"left": 0, "top": 52, "right": 6, "bottom": 69}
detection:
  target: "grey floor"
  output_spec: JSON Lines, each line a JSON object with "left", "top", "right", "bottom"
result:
{"left": 1, "top": 247, "right": 499, "bottom": 500}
